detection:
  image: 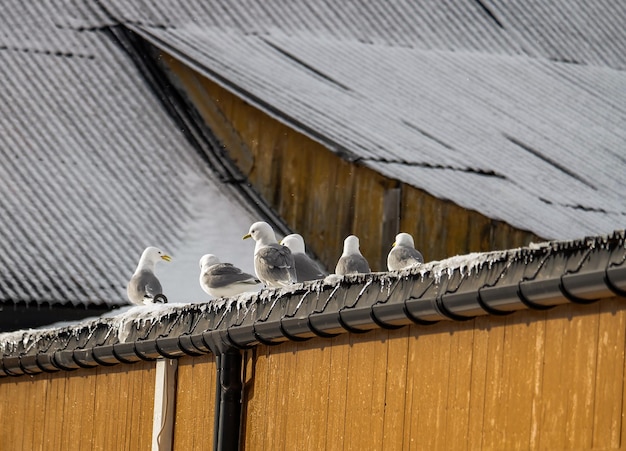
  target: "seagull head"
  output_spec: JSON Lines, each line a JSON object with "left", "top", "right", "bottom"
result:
{"left": 199, "top": 254, "right": 220, "bottom": 270}
{"left": 243, "top": 221, "right": 277, "bottom": 245}
{"left": 343, "top": 235, "right": 361, "bottom": 254}
{"left": 280, "top": 234, "right": 306, "bottom": 254}
{"left": 393, "top": 232, "right": 415, "bottom": 248}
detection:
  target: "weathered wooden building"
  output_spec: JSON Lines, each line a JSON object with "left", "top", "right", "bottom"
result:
{"left": 98, "top": 0, "right": 625, "bottom": 272}
{"left": 2, "top": 1, "right": 626, "bottom": 450}
{"left": 2, "top": 231, "right": 626, "bottom": 450}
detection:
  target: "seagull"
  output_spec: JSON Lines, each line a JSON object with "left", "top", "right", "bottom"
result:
{"left": 280, "top": 234, "right": 327, "bottom": 282}
{"left": 127, "top": 246, "right": 171, "bottom": 305}
{"left": 199, "top": 254, "right": 261, "bottom": 298}
{"left": 387, "top": 232, "right": 424, "bottom": 271}
{"left": 335, "top": 235, "right": 371, "bottom": 275}
{"left": 243, "top": 221, "right": 297, "bottom": 288}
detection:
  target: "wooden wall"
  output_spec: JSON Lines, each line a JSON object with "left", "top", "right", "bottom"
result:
{"left": 0, "top": 361, "right": 155, "bottom": 450}
{"left": 162, "top": 54, "right": 541, "bottom": 272}
{"left": 0, "top": 297, "right": 625, "bottom": 450}
{"left": 173, "top": 354, "right": 217, "bottom": 450}
{"left": 241, "top": 297, "right": 626, "bottom": 450}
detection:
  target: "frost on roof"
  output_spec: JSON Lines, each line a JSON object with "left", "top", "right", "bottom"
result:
{"left": 0, "top": 1, "right": 260, "bottom": 308}
{"left": 2, "top": 0, "right": 626, "bottom": 311}
{"left": 100, "top": 0, "right": 626, "bottom": 241}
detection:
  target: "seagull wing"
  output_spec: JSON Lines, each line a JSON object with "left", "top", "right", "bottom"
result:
{"left": 255, "top": 244, "right": 297, "bottom": 286}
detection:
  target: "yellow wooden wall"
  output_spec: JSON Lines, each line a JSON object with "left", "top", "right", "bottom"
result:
{"left": 241, "top": 297, "right": 626, "bottom": 450}
{"left": 0, "top": 361, "right": 155, "bottom": 451}
{"left": 0, "top": 297, "right": 624, "bottom": 450}
{"left": 162, "top": 53, "right": 540, "bottom": 271}
{"left": 172, "top": 354, "right": 217, "bottom": 451}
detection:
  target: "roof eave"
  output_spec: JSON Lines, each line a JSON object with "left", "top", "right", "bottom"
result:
{"left": 2, "top": 230, "right": 625, "bottom": 377}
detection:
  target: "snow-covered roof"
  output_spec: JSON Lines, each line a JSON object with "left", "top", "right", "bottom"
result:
{"left": 90, "top": 0, "right": 626, "bottom": 240}
{"left": 0, "top": 1, "right": 263, "bottom": 308}
{"left": 1, "top": 230, "right": 625, "bottom": 377}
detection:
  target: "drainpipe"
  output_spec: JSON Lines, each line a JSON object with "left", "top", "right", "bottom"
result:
{"left": 214, "top": 349, "right": 243, "bottom": 451}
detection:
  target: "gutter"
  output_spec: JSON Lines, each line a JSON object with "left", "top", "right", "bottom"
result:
{"left": 2, "top": 230, "right": 626, "bottom": 377}
{"left": 1, "top": 232, "right": 625, "bottom": 451}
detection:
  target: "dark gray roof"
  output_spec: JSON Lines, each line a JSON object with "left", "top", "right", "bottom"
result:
{"left": 0, "top": 1, "right": 264, "bottom": 308}
{"left": 91, "top": 0, "right": 626, "bottom": 240}
{"left": 1, "top": 230, "right": 625, "bottom": 377}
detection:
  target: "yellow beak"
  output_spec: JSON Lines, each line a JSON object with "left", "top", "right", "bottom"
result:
{"left": 243, "top": 233, "right": 251, "bottom": 240}
{"left": 391, "top": 241, "right": 397, "bottom": 248}
{"left": 161, "top": 254, "right": 172, "bottom": 262}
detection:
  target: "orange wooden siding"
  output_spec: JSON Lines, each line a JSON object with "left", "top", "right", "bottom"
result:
{"left": 0, "top": 361, "right": 155, "bottom": 451}
{"left": 172, "top": 354, "right": 217, "bottom": 451}
{"left": 0, "top": 298, "right": 625, "bottom": 450}
{"left": 161, "top": 53, "right": 540, "bottom": 272}
{"left": 242, "top": 297, "right": 626, "bottom": 450}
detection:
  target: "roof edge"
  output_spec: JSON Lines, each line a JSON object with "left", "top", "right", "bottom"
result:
{"left": 1, "top": 230, "right": 625, "bottom": 377}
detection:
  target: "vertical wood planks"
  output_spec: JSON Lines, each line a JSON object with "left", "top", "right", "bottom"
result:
{"left": 325, "top": 332, "right": 351, "bottom": 449}
{"left": 499, "top": 310, "right": 545, "bottom": 449}
{"left": 242, "top": 347, "right": 270, "bottom": 451}
{"left": 2, "top": 299, "right": 626, "bottom": 450}
{"left": 343, "top": 328, "right": 388, "bottom": 449}
{"left": 173, "top": 354, "right": 216, "bottom": 451}
{"left": 444, "top": 321, "right": 475, "bottom": 449}
{"left": 405, "top": 322, "right": 454, "bottom": 450}
{"left": 466, "top": 316, "right": 490, "bottom": 450}
{"left": 382, "top": 327, "right": 410, "bottom": 450}
{"left": 594, "top": 297, "right": 626, "bottom": 448}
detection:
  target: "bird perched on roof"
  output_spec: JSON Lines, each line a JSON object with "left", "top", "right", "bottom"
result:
{"left": 127, "top": 246, "right": 171, "bottom": 305}
{"left": 387, "top": 232, "right": 424, "bottom": 271}
{"left": 335, "top": 235, "right": 371, "bottom": 275}
{"left": 199, "top": 254, "right": 261, "bottom": 298}
{"left": 243, "top": 221, "right": 297, "bottom": 288}
{"left": 280, "top": 234, "right": 327, "bottom": 282}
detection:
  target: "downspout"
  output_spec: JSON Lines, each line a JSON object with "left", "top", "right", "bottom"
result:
{"left": 214, "top": 349, "right": 243, "bottom": 451}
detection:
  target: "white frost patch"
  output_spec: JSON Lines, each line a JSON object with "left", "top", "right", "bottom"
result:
{"left": 415, "top": 250, "right": 511, "bottom": 283}
{"left": 323, "top": 274, "right": 343, "bottom": 285}
{"left": 0, "top": 315, "right": 105, "bottom": 354}
{"left": 114, "top": 303, "right": 195, "bottom": 343}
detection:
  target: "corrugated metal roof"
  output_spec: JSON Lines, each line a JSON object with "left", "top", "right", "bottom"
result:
{"left": 96, "top": 0, "right": 626, "bottom": 69}
{"left": 129, "top": 25, "right": 626, "bottom": 239}
{"left": 1, "top": 229, "right": 625, "bottom": 377}
{"left": 89, "top": 0, "right": 626, "bottom": 240}
{"left": 0, "top": 1, "right": 261, "bottom": 308}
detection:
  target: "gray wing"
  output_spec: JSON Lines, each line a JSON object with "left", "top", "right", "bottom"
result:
{"left": 204, "top": 263, "right": 259, "bottom": 289}
{"left": 335, "top": 255, "right": 371, "bottom": 275}
{"left": 127, "top": 269, "right": 162, "bottom": 304}
{"left": 293, "top": 253, "right": 327, "bottom": 282}
{"left": 387, "top": 246, "right": 424, "bottom": 271}
{"left": 255, "top": 244, "right": 296, "bottom": 286}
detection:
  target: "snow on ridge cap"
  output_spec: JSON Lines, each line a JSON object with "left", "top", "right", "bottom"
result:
{"left": 417, "top": 249, "right": 514, "bottom": 283}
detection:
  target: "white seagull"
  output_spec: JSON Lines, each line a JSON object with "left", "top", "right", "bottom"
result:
{"left": 280, "top": 234, "right": 327, "bottom": 282}
{"left": 199, "top": 254, "right": 261, "bottom": 298}
{"left": 127, "top": 246, "right": 171, "bottom": 305}
{"left": 335, "top": 235, "right": 371, "bottom": 275}
{"left": 387, "top": 232, "right": 424, "bottom": 271}
{"left": 243, "top": 221, "right": 297, "bottom": 288}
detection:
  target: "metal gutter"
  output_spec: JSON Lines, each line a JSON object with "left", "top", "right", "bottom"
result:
{"left": 1, "top": 230, "right": 626, "bottom": 378}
